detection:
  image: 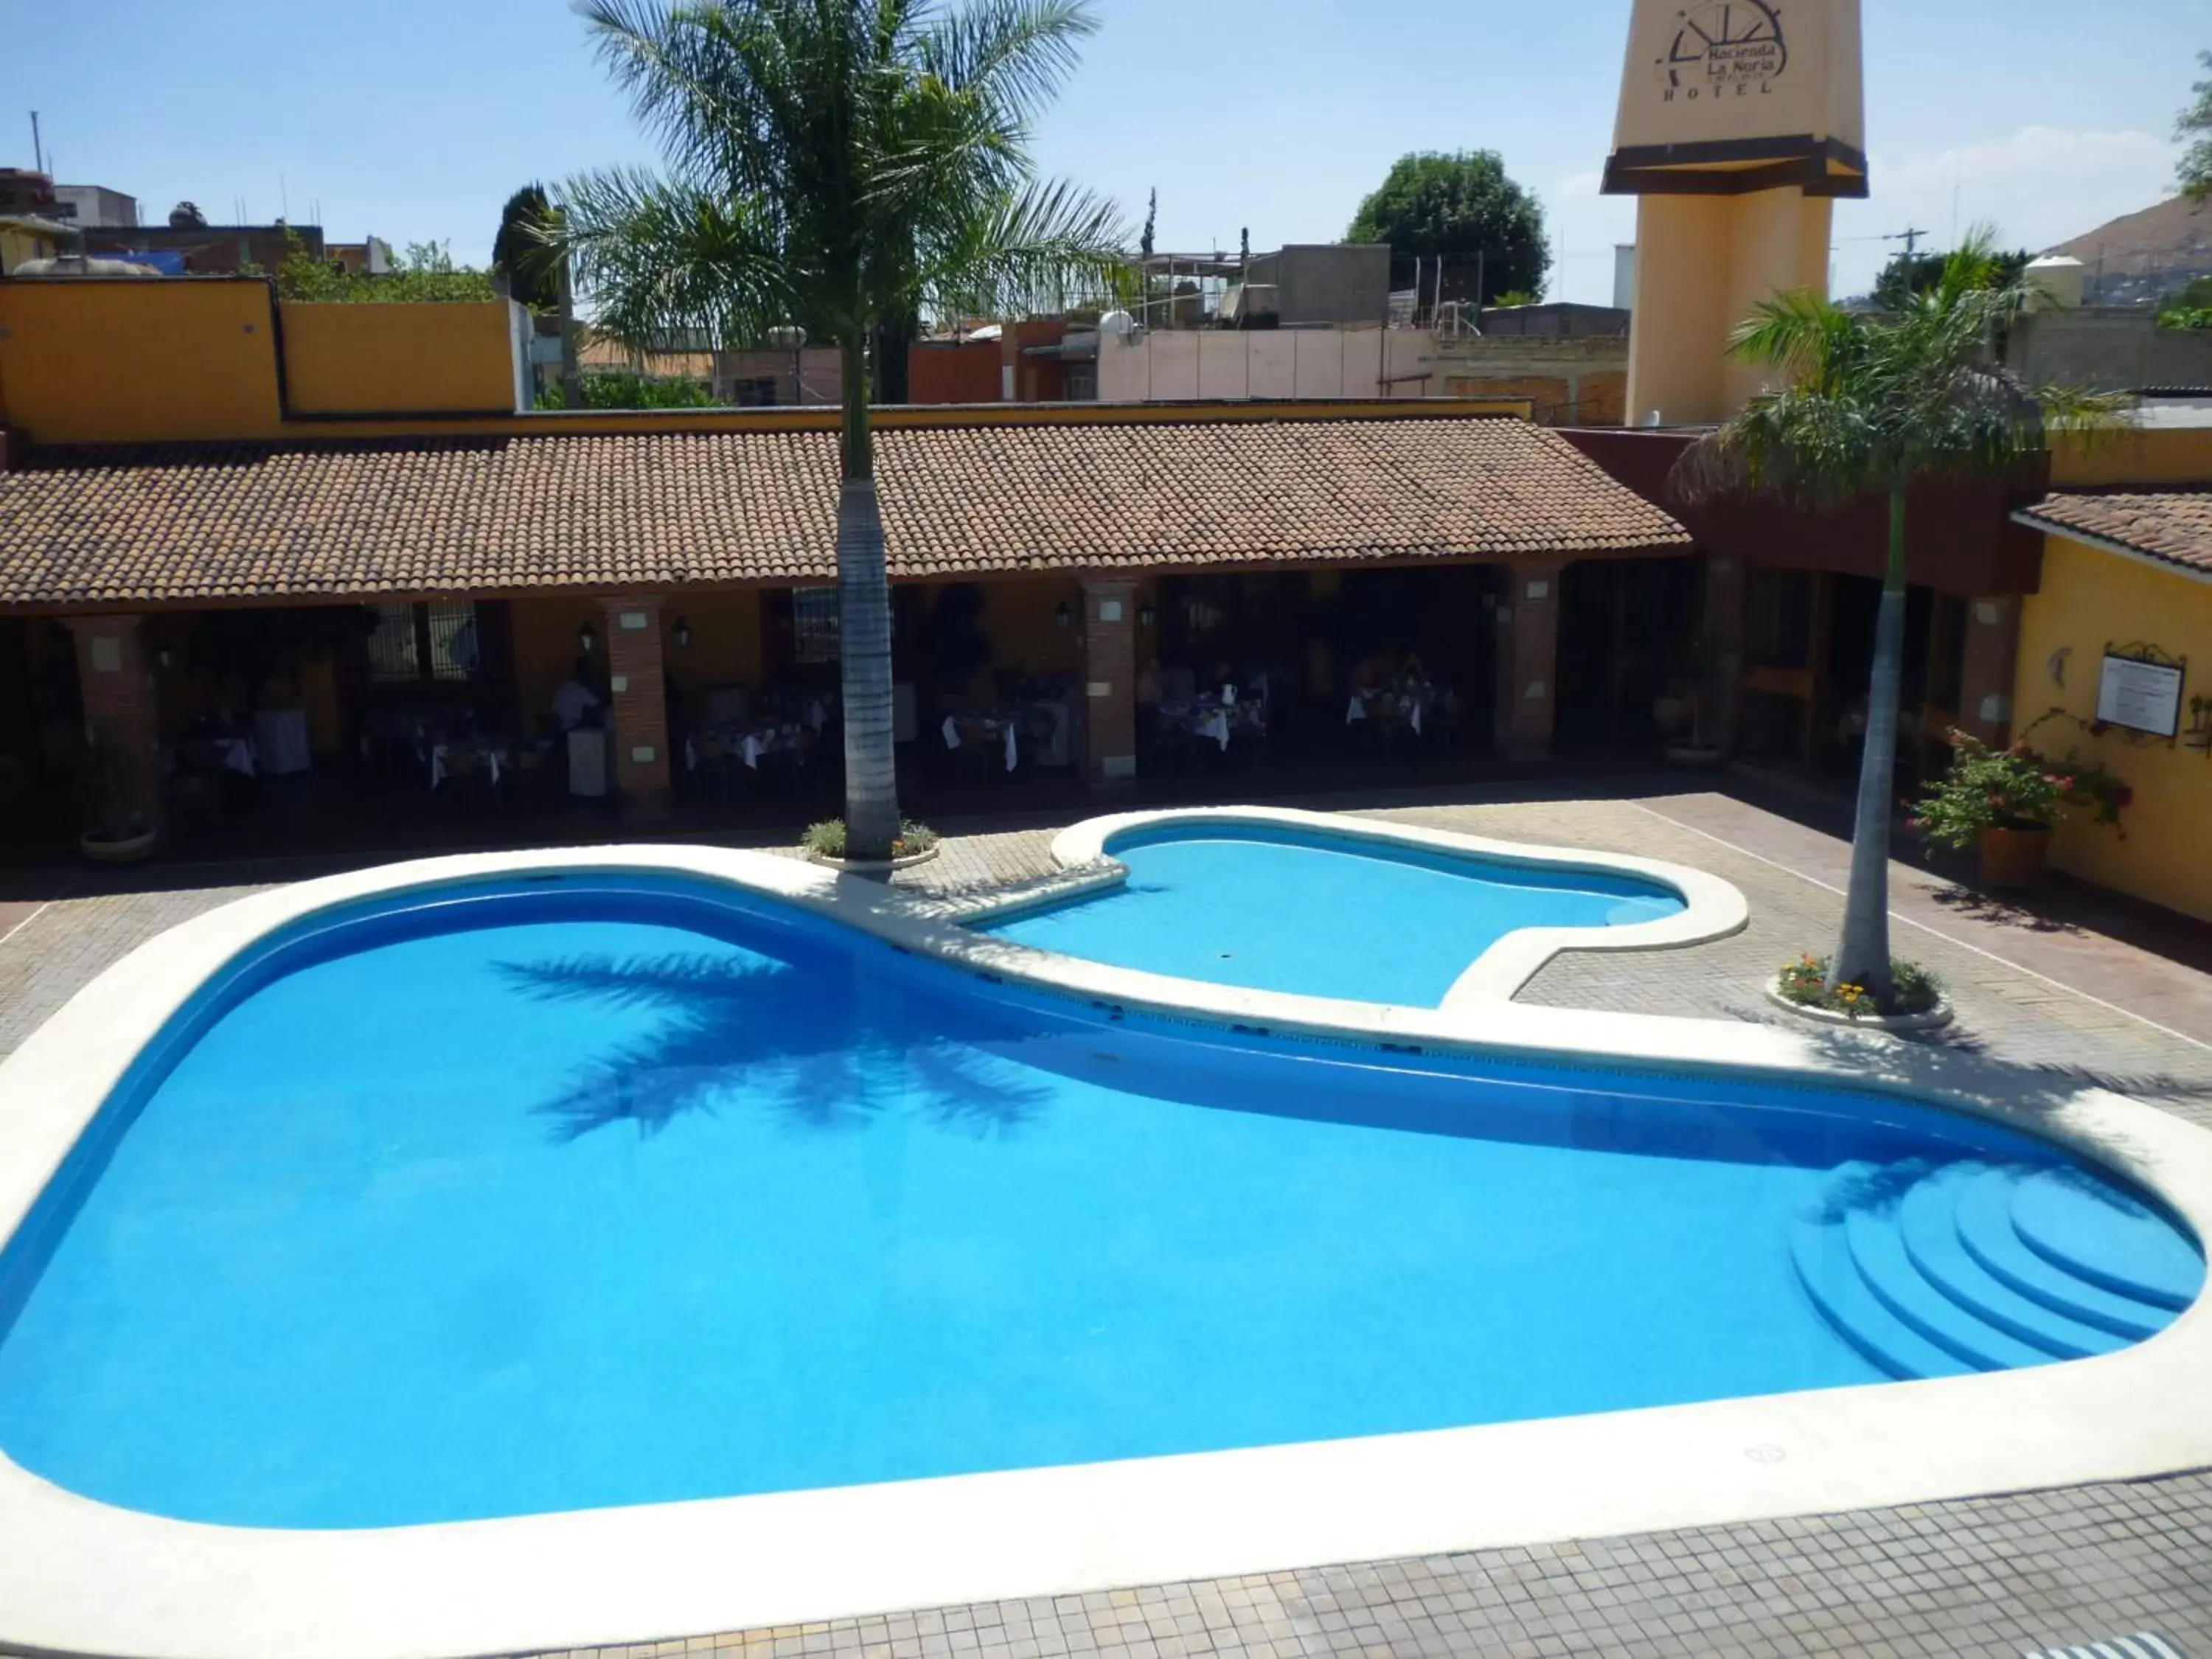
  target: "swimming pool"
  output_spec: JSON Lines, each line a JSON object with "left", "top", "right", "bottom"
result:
{"left": 973, "top": 808, "right": 1743, "bottom": 1004}
{"left": 2, "top": 844, "right": 2211, "bottom": 1659}
{"left": 0, "top": 869, "right": 2196, "bottom": 1532}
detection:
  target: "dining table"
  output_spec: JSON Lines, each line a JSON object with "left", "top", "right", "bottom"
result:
{"left": 1346, "top": 681, "right": 1439, "bottom": 737}
{"left": 687, "top": 720, "right": 813, "bottom": 774}
{"left": 940, "top": 711, "right": 1023, "bottom": 772}
{"left": 1157, "top": 690, "right": 1267, "bottom": 751}
{"left": 426, "top": 731, "right": 511, "bottom": 789}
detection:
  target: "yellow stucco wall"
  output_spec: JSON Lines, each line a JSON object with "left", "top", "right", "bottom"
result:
{"left": 512, "top": 592, "right": 768, "bottom": 731}
{"left": 662, "top": 591, "right": 767, "bottom": 714}
{"left": 0, "top": 280, "right": 515, "bottom": 442}
{"left": 2052, "top": 425, "right": 2212, "bottom": 487}
{"left": 1624, "top": 189, "right": 1832, "bottom": 427}
{"left": 2013, "top": 532, "right": 2212, "bottom": 922}
{"left": 0, "top": 279, "right": 282, "bottom": 442}
{"left": 279, "top": 301, "right": 516, "bottom": 415}
{"left": 513, "top": 596, "right": 614, "bottom": 732}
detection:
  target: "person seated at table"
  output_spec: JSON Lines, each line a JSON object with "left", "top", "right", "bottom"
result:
{"left": 550, "top": 658, "right": 601, "bottom": 731}
{"left": 1350, "top": 650, "right": 1393, "bottom": 693}
{"left": 1399, "top": 651, "right": 1428, "bottom": 687}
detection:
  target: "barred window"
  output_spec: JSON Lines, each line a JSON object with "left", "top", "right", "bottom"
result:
{"left": 366, "top": 603, "right": 422, "bottom": 682}
{"left": 369, "top": 601, "right": 479, "bottom": 684}
{"left": 425, "top": 601, "right": 480, "bottom": 681}
{"left": 792, "top": 585, "right": 840, "bottom": 664}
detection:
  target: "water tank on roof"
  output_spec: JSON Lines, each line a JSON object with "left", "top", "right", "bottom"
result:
{"left": 2025, "top": 255, "right": 2087, "bottom": 309}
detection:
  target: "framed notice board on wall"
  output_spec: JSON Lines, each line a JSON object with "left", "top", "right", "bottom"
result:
{"left": 2096, "top": 649, "right": 2186, "bottom": 739}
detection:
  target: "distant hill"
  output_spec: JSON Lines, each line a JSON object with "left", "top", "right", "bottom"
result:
{"left": 2048, "top": 195, "right": 2212, "bottom": 304}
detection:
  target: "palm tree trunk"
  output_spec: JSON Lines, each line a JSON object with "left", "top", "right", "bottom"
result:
{"left": 836, "top": 340, "right": 902, "bottom": 860}
{"left": 1828, "top": 486, "right": 1907, "bottom": 1006}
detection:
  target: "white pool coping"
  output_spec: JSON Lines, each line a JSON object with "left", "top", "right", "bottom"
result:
{"left": 962, "top": 804, "right": 1750, "bottom": 1004}
{"left": 0, "top": 835, "right": 2206, "bottom": 1659}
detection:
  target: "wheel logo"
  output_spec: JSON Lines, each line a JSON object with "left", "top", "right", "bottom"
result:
{"left": 1655, "top": 0, "right": 1787, "bottom": 99}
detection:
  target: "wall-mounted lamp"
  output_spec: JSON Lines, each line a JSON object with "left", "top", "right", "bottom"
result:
{"left": 672, "top": 617, "right": 692, "bottom": 650}
{"left": 1054, "top": 601, "right": 1073, "bottom": 631}
{"left": 577, "top": 622, "right": 598, "bottom": 655}
{"left": 1138, "top": 602, "right": 1156, "bottom": 630}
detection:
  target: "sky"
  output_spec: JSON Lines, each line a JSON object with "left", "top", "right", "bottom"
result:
{"left": 10, "top": 0, "right": 2211, "bottom": 305}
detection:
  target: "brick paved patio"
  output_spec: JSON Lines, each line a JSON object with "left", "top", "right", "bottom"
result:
{"left": 2, "top": 786, "right": 2208, "bottom": 1659}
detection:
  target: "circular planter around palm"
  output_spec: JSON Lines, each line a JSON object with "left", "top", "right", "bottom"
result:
{"left": 808, "top": 842, "right": 941, "bottom": 873}
{"left": 1977, "top": 823, "right": 2051, "bottom": 890}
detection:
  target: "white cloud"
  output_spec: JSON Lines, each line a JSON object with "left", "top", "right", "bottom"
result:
{"left": 1831, "top": 125, "right": 2178, "bottom": 295}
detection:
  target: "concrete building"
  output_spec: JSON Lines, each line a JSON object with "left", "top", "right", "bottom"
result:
{"left": 48, "top": 184, "right": 138, "bottom": 229}
{"left": 78, "top": 218, "right": 322, "bottom": 274}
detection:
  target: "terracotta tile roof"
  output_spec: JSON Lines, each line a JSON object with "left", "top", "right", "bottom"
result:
{"left": 0, "top": 417, "right": 1688, "bottom": 608}
{"left": 2017, "top": 489, "right": 2212, "bottom": 577}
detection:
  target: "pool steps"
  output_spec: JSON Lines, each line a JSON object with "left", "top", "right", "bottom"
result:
{"left": 1790, "top": 1161, "right": 2202, "bottom": 1381}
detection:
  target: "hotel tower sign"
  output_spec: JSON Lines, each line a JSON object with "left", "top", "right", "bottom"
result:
{"left": 1657, "top": 1, "right": 1788, "bottom": 99}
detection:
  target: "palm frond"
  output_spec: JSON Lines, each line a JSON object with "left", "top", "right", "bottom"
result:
{"left": 912, "top": 0, "right": 1097, "bottom": 124}
{"left": 551, "top": 166, "right": 794, "bottom": 347}
{"left": 922, "top": 175, "right": 1127, "bottom": 319}
{"left": 1725, "top": 288, "right": 1854, "bottom": 384}
{"left": 1676, "top": 242, "right": 2135, "bottom": 510}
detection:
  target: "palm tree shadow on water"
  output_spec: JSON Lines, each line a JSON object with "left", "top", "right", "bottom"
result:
{"left": 492, "top": 949, "right": 1057, "bottom": 1144}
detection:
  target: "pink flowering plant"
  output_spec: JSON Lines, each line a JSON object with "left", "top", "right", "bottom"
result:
{"left": 1910, "top": 719, "right": 2130, "bottom": 851}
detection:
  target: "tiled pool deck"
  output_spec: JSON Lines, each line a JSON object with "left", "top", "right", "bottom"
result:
{"left": 2, "top": 788, "right": 2208, "bottom": 1659}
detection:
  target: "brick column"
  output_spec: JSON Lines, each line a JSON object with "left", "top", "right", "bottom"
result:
{"left": 601, "top": 596, "right": 671, "bottom": 816}
{"left": 66, "top": 613, "right": 162, "bottom": 834}
{"left": 1492, "top": 561, "right": 1564, "bottom": 764}
{"left": 1699, "top": 552, "right": 1747, "bottom": 754}
{"left": 1079, "top": 577, "right": 1138, "bottom": 785}
{"left": 1955, "top": 594, "right": 2022, "bottom": 746}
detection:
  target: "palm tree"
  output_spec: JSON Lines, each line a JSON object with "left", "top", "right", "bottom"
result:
{"left": 1672, "top": 234, "right": 2126, "bottom": 1008}
{"left": 552, "top": 0, "right": 1125, "bottom": 858}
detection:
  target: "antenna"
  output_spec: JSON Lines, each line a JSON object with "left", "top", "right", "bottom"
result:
{"left": 1884, "top": 226, "right": 1932, "bottom": 256}
{"left": 29, "top": 111, "right": 42, "bottom": 175}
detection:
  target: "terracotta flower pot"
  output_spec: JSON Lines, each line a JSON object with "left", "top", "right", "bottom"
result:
{"left": 1978, "top": 823, "right": 2051, "bottom": 890}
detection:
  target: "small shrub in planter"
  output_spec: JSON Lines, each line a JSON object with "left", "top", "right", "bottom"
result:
{"left": 803, "top": 818, "right": 939, "bottom": 860}
{"left": 1910, "top": 719, "right": 2128, "bottom": 886}
{"left": 1776, "top": 954, "right": 1944, "bottom": 1019}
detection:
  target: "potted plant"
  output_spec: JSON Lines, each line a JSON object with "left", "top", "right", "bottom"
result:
{"left": 1911, "top": 724, "right": 2129, "bottom": 888}
{"left": 76, "top": 738, "right": 157, "bottom": 865}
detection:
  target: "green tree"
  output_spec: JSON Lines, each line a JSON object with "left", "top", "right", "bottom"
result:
{"left": 2179, "top": 50, "right": 2212, "bottom": 200}
{"left": 1345, "top": 150, "right": 1548, "bottom": 304}
{"left": 2157, "top": 274, "right": 2212, "bottom": 330}
{"left": 538, "top": 369, "right": 717, "bottom": 408}
{"left": 1871, "top": 245, "right": 2030, "bottom": 312}
{"left": 1672, "top": 234, "right": 2126, "bottom": 1009}
{"left": 272, "top": 232, "right": 497, "bottom": 302}
{"left": 552, "top": 0, "right": 1123, "bottom": 858}
{"left": 493, "top": 184, "right": 562, "bottom": 310}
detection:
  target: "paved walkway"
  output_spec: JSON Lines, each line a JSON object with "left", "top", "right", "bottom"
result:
{"left": 1, "top": 787, "right": 2208, "bottom": 1659}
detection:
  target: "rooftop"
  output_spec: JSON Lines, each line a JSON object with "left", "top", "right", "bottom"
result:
{"left": 0, "top": 411, "right": 1688, "bottom": 610}
{"left": 2016, "top": 486, "right": 2212, "bottom": 576}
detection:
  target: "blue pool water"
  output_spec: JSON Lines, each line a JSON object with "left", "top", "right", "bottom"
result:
{"left": 0, "top": 876, "right": 2196, "bottom": 1529}
{"left": 979, "top": 824, "right": 1686, "bottom": 1004}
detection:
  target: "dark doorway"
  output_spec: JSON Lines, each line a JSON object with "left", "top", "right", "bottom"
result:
{"left": 1555, "top": 557, "right": 1701, "bottom": 755}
